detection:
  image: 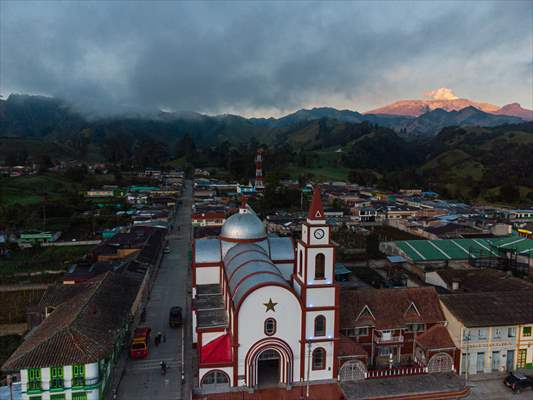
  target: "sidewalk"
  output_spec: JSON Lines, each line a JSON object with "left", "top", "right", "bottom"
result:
{"left": 341, "top": 373, "right": 469, "bottom": 400}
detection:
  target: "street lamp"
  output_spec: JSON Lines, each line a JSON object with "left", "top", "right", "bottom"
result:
{"left": 464, "top": 329, "right": 471, "bottom": 382}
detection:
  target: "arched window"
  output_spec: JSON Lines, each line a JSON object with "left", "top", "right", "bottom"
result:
{"left": 312, "top": 347, "right": 326, "bottom": 370}
{"left": 298, "top": 250, "right": 303, "bottom": 276}
{"left": 201, "top": 370, "right": 230, "bottom": 387}
{"left": 315, "top": 253, "right": 325, "bottom": 280}
{"left": 264, "top": 318, "right": 277, "bottom": 336}
{"left": 314, "top": 315, "right": 326, "bottom": 336}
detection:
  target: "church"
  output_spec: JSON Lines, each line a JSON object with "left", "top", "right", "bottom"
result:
{"left": 191, "top": 187, "right": 339, "bottom": 391}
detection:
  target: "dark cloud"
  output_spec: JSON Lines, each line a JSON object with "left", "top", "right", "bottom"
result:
{"left": 1, "top": 1, "right": 531, "bottom": 116}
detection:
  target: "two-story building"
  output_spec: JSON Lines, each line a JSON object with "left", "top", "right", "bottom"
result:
{"left": 337, "top": 287, "right": 458, "bottom": 381}
{"left": 440, "top": 291, "right": 533, "bottom": 375}
{"left": 2, "top": 272, "right": 141, "bottom": 400}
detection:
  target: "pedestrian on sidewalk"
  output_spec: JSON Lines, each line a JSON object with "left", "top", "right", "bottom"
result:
{"left": 163, "top": 332, "right": 166, "bottom": 343}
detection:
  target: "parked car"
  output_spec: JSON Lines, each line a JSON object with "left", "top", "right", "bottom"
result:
{"left": 130, "top": 327, "right": 151, "bottom": 359}
{"left": 169, "top": 306, "right": 183, "bottom": 327}
{"left": 504, "top": 371, "right": 533, "bottom": 393}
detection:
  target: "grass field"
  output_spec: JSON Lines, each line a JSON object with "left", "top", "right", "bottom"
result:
{"left": 0, "top": 245, "right": 93, "bottom": 275}
{"left": 0, "top": 173, "right": 82, "bottom": 206}
{"left": 288, "top": 149, "right": 350, "bottom": 181}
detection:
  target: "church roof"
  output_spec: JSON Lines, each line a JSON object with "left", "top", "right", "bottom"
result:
{"left": 194, "top": 238, "right": 222, "bottom": 264}
{"left": 220, "top": 211, "right": 266, "bottom": 241}
{"left": 308, "top": 186, "right": 325, "bottom": 221}
{"left": 224, "top": 243, "right": 288, "bottom": 308}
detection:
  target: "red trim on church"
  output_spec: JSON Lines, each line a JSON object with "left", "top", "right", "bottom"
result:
{"left": 307, "top": 186, "right": 325, "bottom": 220}
{"left": 200, "top": 333, "right": 232, "bottom": 365}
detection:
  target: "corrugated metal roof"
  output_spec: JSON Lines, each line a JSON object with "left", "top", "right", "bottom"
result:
{"left": 269, "top": 237, "right": 295, "bottom": 261}
{"left": 223, "top": 243, "right": 288, "bottom": 307}
{"left": 195, "top": 238, "right": 221, "bottom": 263}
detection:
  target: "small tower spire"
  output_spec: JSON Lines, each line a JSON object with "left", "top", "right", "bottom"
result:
{"left": 239, "top": 196, "right": 249, "bottom": 214}
{"left": 307, "top": 185, "right": 325, "bottom": 223}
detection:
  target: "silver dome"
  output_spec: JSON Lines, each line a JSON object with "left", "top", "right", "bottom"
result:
{"left": 220, "top": 212, "right": 266, "bottom": 241}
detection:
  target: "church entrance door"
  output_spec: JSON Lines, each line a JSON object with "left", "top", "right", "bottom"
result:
{"left": 257, "top": 349, "right": 281, "bottom": 387}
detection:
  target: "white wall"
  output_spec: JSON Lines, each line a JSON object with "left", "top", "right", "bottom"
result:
{"left": 305, "top": 341, "right": 335, "bottom": 381}
{"left": 237, "top": 286, "right": 302, "bottom": 385}
{"left": 196, "top": 266, "right": 220, "bottom": 285}
{"left": 202, "top": 331, "right": 226, "bottom": 346}
{"left": 306, "top": 287, "right": 335, "bottom": 308}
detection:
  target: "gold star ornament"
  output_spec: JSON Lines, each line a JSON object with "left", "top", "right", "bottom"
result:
{"left": 263, "top": 298, "right": 277, "bottom": 312}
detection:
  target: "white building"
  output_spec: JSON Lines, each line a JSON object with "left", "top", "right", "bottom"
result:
{"left": 192, "top": 188, "right": 339, "bottom": 392}
{"left": 440, "top": 291, "right": 533, "bottom": 376}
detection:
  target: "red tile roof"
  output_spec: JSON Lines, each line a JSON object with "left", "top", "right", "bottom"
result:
{"left": 338, "top": 336, "right": 368, "bottom": 358}
{"left": 416, "top": 324, "right": 456, "bottom": 351}
{"left": 2, "top": 272, "right": 140, "bottom": 371}
{"left": 340, "top": 287, "right": 445, "bottom": 330}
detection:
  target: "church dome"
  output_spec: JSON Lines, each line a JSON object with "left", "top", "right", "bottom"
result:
{"left": 220, "top": 211, "right": 266, "bottom": 241}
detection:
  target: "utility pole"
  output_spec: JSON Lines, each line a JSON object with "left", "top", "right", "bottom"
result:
{"left": 306, "top": 341, "right": 311, "bottom": 398}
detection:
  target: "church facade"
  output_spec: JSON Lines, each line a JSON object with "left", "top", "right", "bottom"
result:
{"left": 191, "top": 188, "right": 339, "bottom": 391}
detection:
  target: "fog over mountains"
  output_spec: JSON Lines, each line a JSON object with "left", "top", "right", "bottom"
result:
{"left": 1, "top": 91, "right": 531, "bottom": 142}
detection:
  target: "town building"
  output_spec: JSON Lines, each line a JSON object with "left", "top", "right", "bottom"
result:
{"left": 2, "top": 273, "right": 142, "bottom": 400}
{"left": 192, "top": 211, "right": 226, "bottom": 227}
{"left": 191, "top": 188, "right": 339, "bottom": 393}
{"left": 440, "top": 291, "right": 533, "bottom": 375}
{"left": 337, "top": 287, "right": 458, "bottom": 382}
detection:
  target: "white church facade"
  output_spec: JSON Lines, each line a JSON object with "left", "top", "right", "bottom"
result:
{"left": 191, "top": 188, "right": 339, "bottom": 391}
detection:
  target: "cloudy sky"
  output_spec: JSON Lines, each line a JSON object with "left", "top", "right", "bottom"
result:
{"left": 0, "top": 1, "right": 531, "bottom": 117}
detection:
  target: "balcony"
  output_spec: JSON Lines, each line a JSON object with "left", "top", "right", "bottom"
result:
{"left": 366, "top": 364, "right": 427, "bottom": 379}
{"left": 373, "top": 333, "right": 404, "bottom": 344}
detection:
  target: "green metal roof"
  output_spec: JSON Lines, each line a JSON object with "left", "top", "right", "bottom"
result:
{"left": 394, "top": 236, "right": 533, "bottom": 262}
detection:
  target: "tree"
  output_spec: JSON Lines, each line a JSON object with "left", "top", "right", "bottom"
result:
{"left": 499, "top": 184, "right": 520, "bottom": 203}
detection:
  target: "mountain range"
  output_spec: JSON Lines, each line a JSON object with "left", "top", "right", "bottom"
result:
{"left": 1, "top": 93, "right": 530, "bottom": 145}
{"left": 364, "top": 87, "right": 533, "bottom": 120}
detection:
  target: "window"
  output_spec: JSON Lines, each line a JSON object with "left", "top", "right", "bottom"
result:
{"left": 72, "top": 364, "right": 85, "bottom": 387}
{"left": 314, "top": 253, "right": 325, "bottom": 280}
{"left": 72, "top": 394, "right": 87, "bottom": 400}
{"left": 508, "top": 327, "right": 516, "bottom": 338}
{"left": 312, "top": 348, "right": 326, "bottom": 370}
{"left": 201, "top": 370, "right": 230, "bottom": 387}
{"left": 298, "top": 250, "right": 303, "bottom": 276}
{"left": 493, "top": 328, "right": 503, "bottom": 339}
{"left": 27, "top": 368, "right": 41, "bottom": 391}
{"left": 406, "top": 324, "right": 425, "bottom": 333}
{"left": 523, "top": 327, "right": 532, "bottom": 337}
{"left": 50, "top": 395, "right": 65, "bottom": 400}
{"left": 264, "top": 318, "right": 276, "bottom": 336}
{"left": 50, "top": 366, "right": 64, "bottom": 389}
{"left": 477, "top": 328, "right": 487, "bottom": 340}
{"left": 342, "top": 327, "right": 370, "bottom": 338}
{"left": 379, "top": 346, "right": 393, "bottom": 357}
{"left": 314, "top": 315, "right": 326, "bottom": 336}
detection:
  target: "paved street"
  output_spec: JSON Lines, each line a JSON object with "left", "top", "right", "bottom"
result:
{"left": 118, "top": 181, "right": 192, "bottom": 400}
{"left": 466, "top": 373, "right": 533, "bottom": 399}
